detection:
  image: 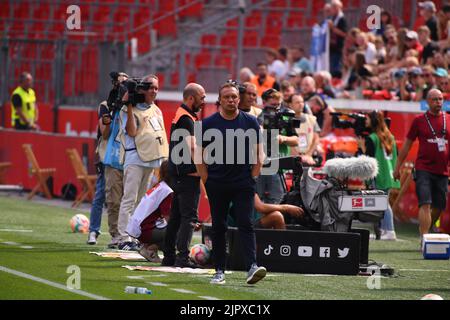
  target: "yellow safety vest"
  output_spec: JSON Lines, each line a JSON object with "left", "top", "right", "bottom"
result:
{"left": 11, "top": 86, "right": 37, "bottom": 126}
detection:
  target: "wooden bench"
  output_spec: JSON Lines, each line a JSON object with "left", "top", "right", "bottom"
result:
{"left": 66, "top": 148, "right": 97, "bottom": 208}
{"left": 22, "top": 144, "right": 56, "bottom": 200}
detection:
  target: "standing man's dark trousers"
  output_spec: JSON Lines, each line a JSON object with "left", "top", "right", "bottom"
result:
{"left": 164, "top": 175, "right": 201, "bottom": 262}
{"left": 205, "top": 180, "right": 257, "bottom": 271}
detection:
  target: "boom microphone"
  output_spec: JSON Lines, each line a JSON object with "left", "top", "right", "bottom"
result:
{"left": 323, "top": 155, "right": 378, "bottom": 181}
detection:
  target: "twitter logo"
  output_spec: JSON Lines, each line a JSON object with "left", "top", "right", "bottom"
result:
{"left": 338, "top": 248, "right": 350, "bottom": 258}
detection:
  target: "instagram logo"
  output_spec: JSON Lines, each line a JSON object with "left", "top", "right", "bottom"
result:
{"left": 280, "top": 245, "right": 291, "bottom": 256}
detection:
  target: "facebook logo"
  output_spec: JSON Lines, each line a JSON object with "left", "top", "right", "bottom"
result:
{"left": 319, "top": 247, "right": 331, "bottom": 258}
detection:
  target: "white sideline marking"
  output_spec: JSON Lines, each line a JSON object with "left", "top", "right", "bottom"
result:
{"left": 1, "top": 241, "right": 20, "bottom": 246}
{"left": 0, "top": 229, "right": 33, "bottom": 233}
{"left": 20, "top": 246, "right": 34, "bottom": 249}
{"left": 399, "top": 269, "right": 450, "bottom": 272}
{"left": 0, "top": 266, "right": 110, "bottom": 300}
{"left": 126, "top": 275, "right": 167, "bottom": 279}
{"left": 170, "top": 288, "right": 196, "bottom": 294}
{"left": 147, "top": 282, "right": 168, "bottom": 287}
{"left": 199, "top": 296, "right": 221, "bottom": 300}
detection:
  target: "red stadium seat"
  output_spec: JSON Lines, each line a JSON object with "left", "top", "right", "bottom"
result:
{"left": 154, "top": 13, "right": 177, "bottom": 37}
{"left": 261, "top": 35, "right": 280, "bottom": 49}
{"left": 269, "top": 0, "right": 287, "bottom": 8}
{"left": 226, "top": 18, "right": 239, "bottom": 27}
{"left": 214, "top": 55, "right": 233, "bottom": 70}
{"left": 201, "top": 34, "right": 218, "bottom": 46}
{"left": 0, "top": 2, "right": 10, "bottom": 19}
{"left": 265, "top": 12, "right": 284, "bottom": 34}
{"left": 220, "top": 32, "right": 238, "bottom": 47}
{"left": 287, "top": 11, "right": 304, "bottom": 28}
{"left": 194, "top": 51, "right": 212, "bottom": 69}
{"left": 245, "top": 10, "right": 262, "bottom": 28}
{"left": 244, "top": 31, "right": 259, "bottom": 47}
{"left": 290, "top": 0, "right": 308, "bottom": 8}
{"left": 178, "top": 1, "right": 204, "bottom": 19}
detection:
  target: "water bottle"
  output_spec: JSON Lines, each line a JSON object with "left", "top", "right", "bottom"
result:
{"left": 124, "top": 286, "right": 152, "bottom": 295}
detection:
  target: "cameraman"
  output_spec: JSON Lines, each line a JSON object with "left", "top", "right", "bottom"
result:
{"left": 357, "top": 111, "right": 400, "bottom": 240}
{"left": 117, "top": 74, "right": 169, "bottom": 250}
{"left": 100, "top": 72, "right": 129, "bottom": 248}
{"left": 256, "top": 88, "right": 298, "bottom": 204}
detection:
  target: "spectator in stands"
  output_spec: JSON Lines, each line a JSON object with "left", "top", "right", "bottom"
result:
{"left": 196, "top": 82, "right": 266, "bottom": 285}
{"left": 384, "top": 25, "right": 399, "bottom": 64}
{"left": 357, "top": 111, "right": 400, "bottom": 240}
{"left": 163, "top": 83, "right": 205, "bottom": 268}
{"left": 438, "top": 4, "right": 450, "bottom": 44}
{"left": 290, "top": 46, "right": 312, "bottom": 74}
{"left": 313, "top": 71, "right": 336, "bottom": 98}
{"left": 434, "top": 68, "right": 450, "bottom": 94}
{"left": 289, "top": 94, "right": 320, "bottom": 166}
{"left": 102, "top": 72, "right": 129, "bottom": 249}
{"left": 286, "top": 68, "right": 303, "bottom": 92}
{"left": 266, "top": 48, "right": 288, "bottom": 81}
{"left": 327, "top": 0, "right": 347, "bottom": 77}
{"left": 343, "top": 27, "right": 361, "bottom": 59}
{"left": 374, "top": 9, "right": 393, "bottom": 38}
{"left": 228, "top": 193, "right": 304, "bottom": 230}
{"left": 397, "top": 27, "right": 409, "bottom": 59}
{"left": 117, "top": 74, "right": 169, "bottom": 251}
{"left": 431, "top": 50, "right": 448, "bottom": 70}
{"left": 422, "top": 65, "right": 437, "bottom": 97}
{"left": 394, "top": 89, "right": 450, "bottom": 242}
{"left": 374, "top": 36, "right": 387, "bottom": 64}
{"left": 86, "top": 100, "right": 109, "bottom": 245}
{"left": 278, "top": 47, "right": 291, "bottom": 76}
{"left": 256, "top": 89, "right": 298, "bottom": 204}
{"left": 405, "top": 30, "right": 423, "bottom": 60}
{"left": 398, "top": 67, "right": 420, "bottom": 101}
{"left": 419, "top": 25, "right": 440, "bottom": 65}
{"left": 11, "top": 72, "right": 38, "bottom": 130}
{"left": 308, "top": 95, "right": 335, "bottom": 138}
{"left": 251, "top": 62, "right": 280, "bottom": 97}
{"left": 239, "top": 67, "right": 255, "bottom": 83}
{"left": 356, "top": 32, "right": 378, "bottom": 65}
{"left": 238, "top": 82, "right": 262, "bottom": 117}
{"left": 126, "top": 160, "right": 173, "bottom": 263}
{"left": 419, "top": 1, "right": 439, "bottom": 41}
{"left": 280, "top": 80, "right": 314, "bottom": 115}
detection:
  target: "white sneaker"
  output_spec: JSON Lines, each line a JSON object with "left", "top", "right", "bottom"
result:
{"left": 87, "top": 231, "right": 98, "bottom": 245}
{"left": 380, "top": 230, "right": 397, "bottom": 241}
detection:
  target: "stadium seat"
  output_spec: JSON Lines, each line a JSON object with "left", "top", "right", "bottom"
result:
{"left": 178, "top": 0, "right": 204, "bottom": 19}
{"left": 226, "top": 18, "right": 239, "bottom": 27}
{"left": 22, "top": 144, "right": 56, "bottom": 200}
{"left": 201, "top": 34, "right": 218, "bottom": 46}
{"left": 245, "top": 10, "right": 262, "bottom": 28}
{"left": 244, "top": 31, "right": 259, "bottom": 47}
{"left": 214, "top": 55, "right": 233, "bottom": 70}
{"left": 66, "top": 148, "right": 96, "bottom": 207}
{"left": 265, "top": 12, "right": 284, "bottom": 34}
{"left": 261, "top": 34, "right": 280, "bottom": 49}
{"left": 0, "top": 2, "right": 10, "bottom": 19}
{"left": 220, "top": 33, "right": 238, "bottom": 47}
{"left": 194, "top": 51, "right": 212, "bottom": 68}
{"left": 290, "top": 0, "right": 308, "bottom": 9}
{"left": 154, "top": 13, "right": 177, "bottom": 37}
{"left": 269, "top": 0, "right": 288, "bottom": 8}
{"left": 287, "top": 11, "right": 304, "bottom": 28}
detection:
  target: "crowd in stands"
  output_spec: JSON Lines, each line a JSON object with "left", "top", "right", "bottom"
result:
{"left": 239, "top": 0, "right": 450, "bottom": 102}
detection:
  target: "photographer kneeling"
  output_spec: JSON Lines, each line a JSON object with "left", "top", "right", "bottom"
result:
{"left": 357, "top": 111, "right": 400, "bottom": 240}
{"left": 256, "top": 89, "right": 299, "bottom": 204}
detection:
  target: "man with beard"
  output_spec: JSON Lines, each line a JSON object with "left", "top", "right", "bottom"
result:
{"left": 394, "top": 89, "right": 450, "bottom": 243}
{"left": 162, "top": 83, "right": 206, "bottom": 268}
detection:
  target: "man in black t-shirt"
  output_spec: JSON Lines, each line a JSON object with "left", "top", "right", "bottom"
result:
{"left": 196, "top": 82, "right": 267, "bottom": 285}
{"left": 162, "top": 83, "right": 206, "bottom": 268}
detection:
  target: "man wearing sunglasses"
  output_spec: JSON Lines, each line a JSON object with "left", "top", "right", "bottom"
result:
{"left": 117, "top": 74, "right": 169, "bottom": 251}
{"left": 394, "top": 89, "right": 450, "bottom": 245}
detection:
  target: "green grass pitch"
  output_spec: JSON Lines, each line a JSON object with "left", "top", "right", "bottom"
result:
{"left": 0, "top": 195, "right": 449, "bottom": 300}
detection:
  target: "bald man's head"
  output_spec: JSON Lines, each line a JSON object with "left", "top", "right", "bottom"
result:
{"left": 426, "top": 88, "right": 444, "bottom": 115}
{"left": 301, "top": 76, "right": 316, "bottom": 95}
{"left": 183, "top": 83, "right": 206, "bottom": 113}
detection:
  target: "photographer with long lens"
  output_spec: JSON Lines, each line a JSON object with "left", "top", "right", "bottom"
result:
{"left": 256, "top": 89, "right": 299, "bottom": 204}
{"left": 117, "top": 74, "right": 169, "bottom": 251}
{"left": 356, "top": 111, "right": 400, "bottom": 240}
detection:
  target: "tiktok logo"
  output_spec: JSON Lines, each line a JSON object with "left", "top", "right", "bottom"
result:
{"left": 264, "top": 245, "right": 274, "bottom": 256}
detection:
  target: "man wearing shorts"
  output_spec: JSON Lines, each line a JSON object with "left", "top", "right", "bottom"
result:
{"left": 394, "top": 89, "right": 450, "bottom": 240}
